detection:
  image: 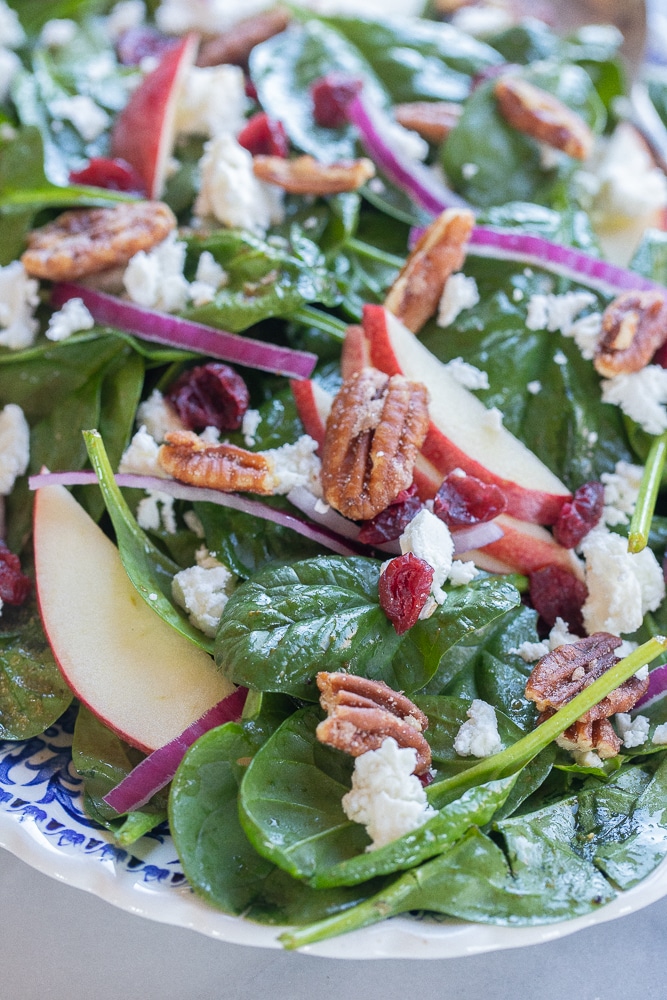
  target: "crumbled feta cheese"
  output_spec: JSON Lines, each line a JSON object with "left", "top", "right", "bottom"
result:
{"left": 566, "top": 311, "right": 602, "bottom": 361}
{"left": 525, "top": 290, "right": 598, "bottom": 336}
{"left": 263, "top": 435, "right": 322, "bottom": 495}
{"left": 615, "top": 712, "right": 650, "bottom": 748}
{"left": 172, "top": 561, "right": 236, "bottom": 637}
{"left": 50, "top": 95, "right": 110, "bottom": 142}
{"left": 199, "top": 425, "right": 221, "bottom": 444}
{"left": 448, "top": 559, "right": 479, "bottom": 587}
{"left": 0, "top": 46, "right": 18, "bottom": 101}
{"left": 123, "top": 231, "right": 191, "bottom": 313}
{"left": 526, "top": 380, "right": 542, "bottom": 395}
{"left": 0, "top": 261, "right": 40, "bottom": 349}
{"left": 548, "top": 617, "right": 581, "bottom": 650}
{"left": 453, "top": 699, "right": 502, "bottom": 758}
{"left": 183, "top": 509, "right": 205, "bottom": 538}
{"left": 580, "top": 526, "right": 665, "bottom": 636}
{"left": 45, "top": 297, "right": 95, "bottom": 342}
{"left": 0, "top": 1, "right": 25, "bottom": 47}
{"left": 601, "top": 460, "right": 643, "bottom": 527}
{"left": 188, "top": 249, "right": 228, "bottom": 310}
{"left": 242, "top": 408, "right": 261, "bottom": 447}
{"left": 118, "top": 426, "right": 168, "bottom": 477}
{"left": 176, "top": 64, "right": 248, "bottom": 139}
{"left": 443, "top": 356, "right": 489, "bottom": 391}
{"left": 40, "top": 18, "right": 77, "bottom": 48}
{"left": 399, "top": 508, "right": 454, "bottom": 606}
{"left": 569, "top": 749, "right": 604, "bottom": 769}
{"left": 509, "top": 639, "right": 550, "bottom": 663}
{"left": 368, "top": 176, "right": 385, "bottom": 194}
{"left": 553, "top": 350, "right": 567, "bottom": 366}
{"left": 633, "top": 661, "right": 648, "bottom": 680}
{"left": 384, "top": 117, "right": 429, "bottom": 162}
{"left": 341, "top": 737, "right": 436, "bottom": 851}
{"left": 652, "top": 723, "right": 667, "bottom": 746}
{"left": 136, "top": 389, "right": 185, "bottom": 442}
{"left": 600, "top": 366, "right": 667, "bottom": 436}
{"left": 461, "top": 162, "right": 479, "bottom": 180}
{"left": 451, "top": 5, "right": 512, "bottom": 36}
{"left": 156, "top": 0, "right": 271, "bottom": 33}
{"left": 437, "top": 273, "right": 480, "bottom": 328}
{"left": 481, "top": 406, "right": 503, "bottom": 432}
{"left": 194, "top": 134, "right": 284, "bottom": 234}
{"left": 0, "top": 404, "right": 29, "bottom": 495}
{"left": 136, "top": 490, "right": 176, "bottom": 533}
{"left": 106, "top": 1, "right": 145, "bottom": 40}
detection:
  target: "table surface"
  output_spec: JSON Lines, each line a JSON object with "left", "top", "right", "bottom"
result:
{"left": 2, "top": 846, "right": 665, "bottom": 1000}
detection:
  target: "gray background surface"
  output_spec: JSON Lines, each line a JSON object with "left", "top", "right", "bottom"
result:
{"left": 1, "top": 847, "right": 664, "bottom": 1000}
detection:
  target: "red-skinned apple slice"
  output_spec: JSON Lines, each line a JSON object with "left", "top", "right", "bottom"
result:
{"left": 362, "top": 305, "right": 572, "bottom": 525}
{"left": 34, "top": 483, "right": 234, "bottom": 753}
{"left": 110, "top": 34, "right": 197, "bottom": 198}
{"left": 466, "top": 513, "right": 584, "bottom": 579}
{"left": 290, "top": 377, "right": 332, "bottom": 449}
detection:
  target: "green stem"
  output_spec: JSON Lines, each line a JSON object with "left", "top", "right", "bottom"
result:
{"left": 345, "top": 237, "right": 405, "bottom": 269}
{"left": 291, "top": 305, "right": 348, "bottom": 340}
{"left": 628, "top": 432, "right": 667, "bottom": 553}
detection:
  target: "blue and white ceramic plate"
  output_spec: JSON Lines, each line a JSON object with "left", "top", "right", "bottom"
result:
{"left": 2, "top": 705, "right": 667, "bottom": 959}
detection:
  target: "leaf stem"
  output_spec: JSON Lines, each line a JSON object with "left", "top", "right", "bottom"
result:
{"left": 290, "top": 305, "right": 348, "bottom": 340}
{"left": 345, "top": 237, "right": 405, "bottom": 269}
{"left": 628, "top": 432, "right": 667, "bottom": 553}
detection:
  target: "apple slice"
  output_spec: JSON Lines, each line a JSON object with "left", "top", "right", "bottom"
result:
{"left": 362, "top": 305, "right": 571, "bottom": 525}
{"left": 290, "top": 377, "right": 332, "bottom": 449}
{"left": 466, "top": 513, "right": 584, "bottom": 579}
{"left": 34, "top": 483, "right": 233, "bottom": 753}
{"left": 110, "top": 34, "right": 197, "bottom": 198}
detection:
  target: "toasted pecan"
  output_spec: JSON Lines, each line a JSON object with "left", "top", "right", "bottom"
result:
{"left": 394, "top": 101, "right": 462, "bottom": 144}
{"left": 494, "top": 76, "right": 593, "bottom": 160}
{"left": 196, "top": 7, "right": 290, "bottom": 66}
{"left": 594, "top": 290, "right": 667, "bottom": 377}
{"left": 158, "top": 431, "right": 274, "bottom": 493}
{"left": 21, "top": 201, "right": 176, "bottom": 281}
{"left": 252, "top": 154, "right": 375, "bottom": 195}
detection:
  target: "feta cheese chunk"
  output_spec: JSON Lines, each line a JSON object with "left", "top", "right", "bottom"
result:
{"left": 123, "top": 231, "right": 191, "bottom": 313}
{"left": 437, "top": 273, "right": 480, "bottom": 328}
{"left": 0, "top": 404, "right": 29, "bottom": 495}
{"left": 176, "top": 65, "right": 248, "bottom": 139}
{"left": 652, "top": 723, "right": 667, "bottom": 746}
{"left": 399, "top": 508, "right": 454, "bottom": 606}
{"left": 0, "top": 47, "right": 19, "bottom": 102}
{"left": 443, "top": 357, "right": 489, "bottom": 391}
{"left": 45, "top": 297, "right": 95, "bottom": 342}
{"left": 136, "top": 389, "right": 185, "bottom": 442}
{"left": 40, "top": 19, "right": 78, "bottom": 48}
{"left": 601, "top": 461, "right": 643, "bottom": 527}
{"left": 509, "top": 639, "right": 550, "bottom": 663}
{"left": 118, "top": 426, "right": 168, "bottom": 477}
{"left": 600, "top": 366, "right": 667, "bottom": 436}
{"left": 106, "top": 1, "right": 145, "bottom": 40}
{"left": 263, "top": 435, "right": 322, "bottom": 495}
{"left": 194, "top": 134, "right": 284, "bottom": 234}
{"left": 0, "top": 1, "right": 25, "bottom": 48}
{"left": 453, "top": 699, "right": 502, "bottom": 758}
{"left": 615, "top": 712, "right": 650, "bottom": 748}
{"left": 136, "top": 490, "right": 176, "bottom": 534}
{"left": 50, "top": 95, "right": 110, "bottom": 142}
{"left": 526, "top": 290, "right": 598, "bottom": 336}
{"left": 0, "top": 261, "right": 40, "bottom": 349}
{"left": 341, "top": 737, "right": 436, "bottom": 851}
{"left": 172, "top": 559, "right": 237, "bottom": 637}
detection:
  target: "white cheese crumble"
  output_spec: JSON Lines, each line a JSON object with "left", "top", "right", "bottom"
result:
{"left": 118, "top": 426, "right": 168, "bottom": 477}
{"left": 341, "top": 737, "right": 436, "bottom": 851}
{"left": 615, "top": 712, "right": 650, "bottom": 748}
{"left": 0, "top": 47, "right": 18, "bottom": 103}
{"left": 451, "top": 5, "right": 513, "bottom": 36}
{"left": 0, "top": 0, "right": 25, "bottom": 47}
{"left": 262, "top": 435, "right": 322, "bottom": 495}
{"left": 481, "top": 406, "right": 504, "bottom": 432}
{"left": 45, "top": 297, "right": 95, "bottom": 342}
{"left": 172, "top": 559, "right": 237, "bottom": 637}
{"left": 0, "top": 404, "right": 29, "bottom": 495}
{"left": 0, "top": 261, "right": 40, "bottom": 349}
{"left": 453, "top": 699, "right": 502, "bottom": 758}
{"left": 50, "top": 95, "right": 110, "bottom": 142}
{"left": 437, "top": 273, "right": 480, "bottom": 328}
{"left": 40, "top": 18, "right": 78, "bottom": 48}
{"left": 384, "top": 117, "right": 429, "bottom": 162}
{"left": 399, "top": 507, "right": 454, "bottom": 606}
{"left": 443, "top": 356, "right": 489, "bottom": 391}
{"left": 448, "top": 559, "right": 479, "bottom": 587}
{"left": 136, "top": 389, "right": 185, "bottom": 442}
{"left": 600, "top": 366, "right": 667, "bottom": 436}
{"left": 601, "top": 460, "right": 643, "bottom": 527}
{"left": 580, "top": 526, "right": 665, "bottom": 636}
{"left": 176, "top": 64, "right": 248, "bottom": 139}
{"left": 194, "top": 134, "right": 285, "bottom": 234}
{"left": 553, "top": 350, "right": 567, "bottom": 366}
{"left": 136, "top": 490, "right": 176, "bottom": 534}
{"left": 569, "top": 749, "right": 604, "bottom": 769}
{"left": 156, "top": 0, "right": 271, "bottom": 33}
{"left": 461, "top": 162, "right": 479, "bottom": 180}
{"left": 525, "top": 290, "right": 598, "bottom": 336}
{"left": 123, "top": 231, "right": 191, "bottom": 313}
{"left": 652, "top": 723, "right": 667, "bottom": 746}
{"left": 510, "top": 639, "right": 549, "bottom": 663}
{"left": 526, "top": 380, "right": 542, "bottom": 395}
{"left": 548, "top": 616, "right": 581, "bottom": 649}
{"left": 106, "top": 1, "right": 145, "bottom": 40}
{"left": 188, "top": 250, "right": 228, "bottom": 307}
{"left": 242, "top": 408, "right": 261, "bottom": 447}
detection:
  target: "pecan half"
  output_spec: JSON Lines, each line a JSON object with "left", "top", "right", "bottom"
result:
{"left": 384, "top": 208, "right": 475, "bottom": 333}
{"left": 594, "top": 290, "right": 667, "bottom": 377}
{"left": 394, "top": 101, "right": 462, "bottom": 144}
{"left": 316, "top": 671, "right": 431, "bottom": 774}
{"left": 21, "top": 201, "right": 176, "bottom": 281}
{"left": 551, "top": 716, "right": 621, "bottom": 760}
{"left": 158, "top": 430, "right": 274, "bottom": 493}
{"left": 494, "top": 77, "right": 593, "bottom": 160}
{"left": 321, "top": 369, "right": 430, "bottom": 520}
{"left": 196, "top": 8, "right": 291, "bottom": 67}
{"left": 252, "top": 154, "right": 375, "bottom": 195}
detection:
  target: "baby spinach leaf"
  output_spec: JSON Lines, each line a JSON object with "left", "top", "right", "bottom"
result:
{"left": 215, "top": 557, "right": 520, "bottom": 699}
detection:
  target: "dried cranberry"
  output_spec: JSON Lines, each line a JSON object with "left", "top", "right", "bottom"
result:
{"left": 379, "top": 553, "right": 434, "bottom": 635}
{"left": 69, "top": 157, "right": 146, "bottom": 195}
{"left": 244, "top": 76, "right": 258, "bottom": 102}
{"left": 433, "top": 472, "right": 507, "bottom": 528}
{"left": 418, "top": 769, "right": 434, "bottom": 788}
{"left": 553, "top": 481, "right": 604, "bottom": 549}
{"left": 311, "top": 73, "right": 363, "bottom": 128}
{"left": 238, "top": 112, "right": 289, "bottom": 158}
{"left": 529, "top": 564, "right": 588, "bottom": 634}
{"left": 358, "top": 485, "right": 423, "bottom": 545}
{"left": 115, "top": 26, "right": 178, "bottom": 65}
{"left": 0, "top": 542, "right": 31, "bottom": 606}
{"left": 166, "top": 363, "right": 250, "bottom": 432}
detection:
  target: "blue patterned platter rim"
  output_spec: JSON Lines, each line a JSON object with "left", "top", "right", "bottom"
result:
{"left": 2, "top": 706, "right": 667, "bottom": 959}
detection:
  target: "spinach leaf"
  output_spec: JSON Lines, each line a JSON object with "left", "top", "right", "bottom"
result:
{"left": 215, "top": 556, "right": 520, "bottom": 699}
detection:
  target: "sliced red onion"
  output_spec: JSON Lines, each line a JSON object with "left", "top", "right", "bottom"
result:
{"left": 28, "top": 470, "right": 364, "bottom": 557}
{"left": 103, "top": 687, "right": 248, "bottom": 813}
{"left": 634, "top": 662, "right": 667, "bottom": 710}
{"left": 347, "top": 92, "right": 469, "bottom": 214}
{"left": 50, "top": 283, "right": 317, "bottom": 380}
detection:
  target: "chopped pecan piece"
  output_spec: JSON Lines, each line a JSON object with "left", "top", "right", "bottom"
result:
{"left": 494, "top": 76, "right": 593, "bottom": 160}
{"left": 158, "top": 431, "right": 274, "bottom": 493}
{"left": 384, "top": 208, "right": 475, "bottom": 333}
{"left": 321, "top": 368, "right": 430, "bottom": 520}
{"left": 21, "top": 201, "right": 176, "bottom": 281}
{"left": 551, "top": 715, "right": 621, "bottom": 760}
{"left": 316, "top": 671, "right": 431, "bottom": 774}
{"left": 252, "top": 154, "right": 375, "bottom": 195}
{"left": 196, "top": 8, "right": 291, "bottom": 67}
{"left": 594, "top": 290, "right": 667, "bottom": 377}
{"left": 394, "top": 101, "right": 462, "bottom": 144}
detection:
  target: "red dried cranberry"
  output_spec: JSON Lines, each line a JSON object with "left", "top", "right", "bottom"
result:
{"left": 529, "top": 564, "right": 588, "bottom": 634}
{"left": 418, "top": 769, "right": 434, "bottom": 788}
{"left": 238, "top": 112, "right": 289, "bottom": 158}
{"left": 69, "top": 158, "right": 146, "bottom": 195}
{"left": 553, "top": 481, "right": 604, "bottom": 549}
{"left": 358, "top": 485, "right": 423, "bottom": 545}
{"left": 433, "top": 472, "right": 507, "bottom": 528}
{"left": 244, "top": 76, "right": 259, "bottom": 101}
{"left": 311, "top": 73, "right": 363, "bottom": 128}
{"left": 115, "top": 26, "right": 178, "bottom": 66}
{"left": 167, "top": 363, "right": 250, "bottom": 432}
{"left": 379, "top": 553, "right": 434, "bottom": 635}
{"left": 0, "top": 542, "right": 31, "bottom": 606}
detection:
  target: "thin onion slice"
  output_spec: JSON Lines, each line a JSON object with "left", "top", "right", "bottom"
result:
{"left": 634, "top": 662, "right": 667, "bottom": 711}
{"left": 50, "top": 282, "right": 317, "bottom": 379}
{"left": 103, "top": 687, "right": 248, "bottom": 813}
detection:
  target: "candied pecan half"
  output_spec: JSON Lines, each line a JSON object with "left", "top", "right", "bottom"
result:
{"left": 252, "top": 154, "right": 375, "bottom": 195}
{"left": 384, "top": 208, "right": 475, "bottom": 333}
{"left": 196, "top": 8, "right": 291, "bottom": 67}
{"left": 551, "top": 715, "right": 622, "bottom": 760}
{"left": 494, "top": 76, "right": 593, "bottom": 160}
{"left": 21, "top": 201, "right": 176, "bottom": 281}
{"left": 316, "top": 671, "right": 431, "bottom": 774}
{"left": 158, "top": 431, "right": 273, "bottom": 493}
{"left": 321, "top": 369, "right": 430, "bottom": 520}
{"left": 594, "top": 290, "right": 667, "bottom": 377}
{"left": 394, "top": 101, "right": 462, "bottom": 144}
